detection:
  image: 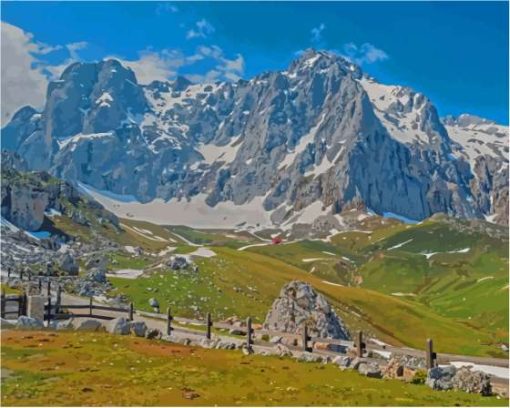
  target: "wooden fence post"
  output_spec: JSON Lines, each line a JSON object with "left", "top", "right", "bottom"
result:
{"left": 426, "top": 338, "right": 437, "bottom": 369}
{"left": 89, "top": 297, "right": 93, "bottom": 316}
{"left": 356, "top": 331, "right": 365, "bottom": 357}
{"left": 1, "top": 290, "right": 5, "bottom": 319}
{"left": 246, "top": 317, "right": 253, "bottom": 348}
{"left": 22, "top": 292, "right": 28, "bottom": 316}
{"left": 302, "top": 325, "right": 312, "bottom": 352}
{"left": 46, "top": 280, "right": 51, "bottom": 297}
{"left": 56, "top": 286, "right": 62, "bottom": 315}
{"left": 167, "top": 307, "right": 173, "bottom": 335}
{"left": 128, "top": 302, "right": 134, "bottom": 321}
{"left": 206, "top": 312, "right": 212, "bottom": 340}
{"left": 38, "top": 278, "right": 42, "bottom": 293}
{"left": 7, "top": 268, "right": 11, "bottom": 280}
{"left": 18, "top": 292, "right": 25, "bottom": 317}
{"left": 46, "top": 297, "right": 52, "bottom": 325}
{"left": 20, "top": 268, "right": 23, "bottom": 281}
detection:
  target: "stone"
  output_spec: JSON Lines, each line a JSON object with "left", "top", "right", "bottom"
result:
{"left": 228, "top": 328, "right": 246, "bottom": 336}
{"left": 16, "top": 316, "right": 44, "bottom": 329}
{"left": 298, "top": 352, "right": 322, "bottom": 363}
{"left": 426, "top": 366, "right": 457, "bottom": 391}
{"left": 275, "top": 343, "right": 293, "bottom": 358}
{"left": 85, "top": 255, "right": 108, "bottom": 272}
{"left": 59, "top": 253, "right": 79, "bottom": 275}
{"left": 452, "top": 366, "right": 492, "bottom": 396}
{"left": 166, "top": 256, "right": 189, "bottom": 270}
{"left": 73, "top": 318, "right": 104, "bottom": 331}
{"left": 130, "top": 321, "right": 147, "bottom": 337}
{"left": 263, "top": 281, "right": 350, "bottom": 345}
{"left": 332, "top": 355, "right": 351, "bottom": 368}
{"left": 382, "top": 358, "right": 405, "bottom": 379}
{"left": 270, "top": 336, "right": 282, "bottom": 344}
{"left": 349, "top": 357, "right": 366, "bottom": 370}
{"left": 145, "top": 328, "right": 162, "bottom": 340}
{"left": 88, "top": 268, "right": 107, "bottom": 283}
{"left": 108, "top": 317, "right": 131, "bottom": 335}
{"left": 358, "top": 362, "right": 382, "bottom": 378}
{"left": 149, "top": 298, "right": 159, "bottom": 308}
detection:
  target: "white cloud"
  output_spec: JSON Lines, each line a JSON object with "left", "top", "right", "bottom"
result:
{"left": 342, "top": 42, "right": 388, "bottom": 65}
{"left": 156, "top": 2, "right": 178, "bottom": 14}
{"left": 1, "top": 22, "right": 51, "bottom": 125}
{"left": 1, "top": 22, "right": 90, "bottom": 125}
{"left": 116, "top": 49, "right": 187, "bottom": 84}
{"left": 186, "top": 19, "right": 215, "bottom": 40}
{"left": 116, "top": 45, "right": 244, "bottom": 84}
{"left": 311, "top": 23, "right": 325, "bottom": 44}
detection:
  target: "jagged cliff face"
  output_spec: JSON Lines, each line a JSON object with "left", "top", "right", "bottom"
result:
{"left": 2, "top": 50, "right": 508, "bottom": 226}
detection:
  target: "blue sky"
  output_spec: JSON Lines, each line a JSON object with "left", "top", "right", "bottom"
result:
{"left": 1, "top": 1, "right": 508, "bottom": 124}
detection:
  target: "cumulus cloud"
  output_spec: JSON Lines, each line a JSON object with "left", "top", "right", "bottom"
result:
{"left": 1, "top": 22, "right": 90, "bottom": 125}
{"left": 1, "top": 22, "right": 52, "bottom": 125}
{"left": 186, "top": 19, "right": 215, "bottom": 40}
{"left": 116, "top": 45, "right": 244, "bottom": 84}
{"left": 155, "top": 2, "right": 178, "bottom": 14}
{"left": 311, "top": 23, "right": 325, "bottom": 44}
{"left": 342, "top": 42, "right": 388, "bottom": 65}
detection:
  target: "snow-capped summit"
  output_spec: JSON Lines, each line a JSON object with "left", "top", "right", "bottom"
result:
{"left": 2, "top": 52, "right": 508, "bottom": 227}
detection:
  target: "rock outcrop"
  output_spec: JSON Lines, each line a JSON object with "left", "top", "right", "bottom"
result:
{"left": 2, "top": 50, "right": 507, "bottom": 227}
{"left": 263, "top": 281, "right": 350, "bottom": 340}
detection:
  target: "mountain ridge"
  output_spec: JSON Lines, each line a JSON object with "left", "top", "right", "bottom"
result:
{"left": 2, "top": 49, "right": 508, "bottom": 227}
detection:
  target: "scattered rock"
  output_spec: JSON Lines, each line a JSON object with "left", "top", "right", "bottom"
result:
{"left": 452, "top": 366, "right": 492, "bottom": 396}
{"left": 349, "top": 357, "right": 366, "bottom": 370}
{"left": 229, "top": 328, "right": 246, "bottom": 336}
{"left": 108, "top": 317, "right": 131, "bottom": 335}
{"left": 130, "top": 321, "right": 147, "bottom": 337}
{"left": 149, "top": 298, "right": 159, "bottom": 308}
{"left": 58, "top": 253, "right": 79, "bottom": 275}
{"left": 85, "top": 255, "right": 108, "bottom": 273}
{"left": 270, "top": 336, "right": 282, "bottom": 344}
{"left": 72, "top": 319, "right": 104, "bottom": 331}
{"left": 332, "top": 355, "right": 351, "bottom": 368}
{"left": 145, "top": 328, "right": 163, "bottom": 340}
{"left": 426, "top": 366, "right": 457, "bottom": 391}
{"left": 298, "top": 352, "right": 322, "bottom": 363}
{"left": 275, "top": 343, "right": 293, "bottom": 358}
{"left": 16, "top": 316, "right": 43, "bottom": 329}
{"left": 383, "top": 358, "right": 405, "bottom": 379}
{"left": 358, "top": 362, "right": 382, "bottom": 378}
{"left": 166, "top": 256, "right": 189, "bottom": 270}
{"left": 88, "top": 268, "right": 107, "bottom": 283}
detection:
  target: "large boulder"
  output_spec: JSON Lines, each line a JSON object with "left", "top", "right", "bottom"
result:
{"left": 88, "top": 268, "right": 107, "bottom": 283}
{"left": 452, "top": 366, "right": 492, "bottom": 396}
{"left": 108, "top": 317, "right": 131, "bottom": 335}
{"left": 358, "top": 362, "right": 382, "bottom": 378}
{"left": 59, "top": 253, "right": 79, "bottom": 275}
{"left": 426, "top": 366, "right": 457, "bottom": 391}
{"left": 263, "top": 281, "right": 350, "bottom": 341}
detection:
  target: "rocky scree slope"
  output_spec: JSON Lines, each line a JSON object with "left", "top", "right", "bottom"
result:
{"left": 2, "top": 50, "right": 508, "bottom": 226}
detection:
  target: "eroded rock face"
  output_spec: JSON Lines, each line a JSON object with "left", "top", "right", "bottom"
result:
{"left": 452, "top": 367, "right": 492, "bottom": 396}
{"left": 263, "top": 281, "right": 350, "bottom": 340}
{"left": 2, "top": 50, "right": 507, "bottom": 226}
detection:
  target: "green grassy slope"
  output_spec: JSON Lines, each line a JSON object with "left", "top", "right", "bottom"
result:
{"left": 1, "top": 330, "right": 506, "bottom": 406}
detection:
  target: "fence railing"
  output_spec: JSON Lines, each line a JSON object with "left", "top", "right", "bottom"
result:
{"left": 3, "top": 275, "right": 507, "bottom": 370}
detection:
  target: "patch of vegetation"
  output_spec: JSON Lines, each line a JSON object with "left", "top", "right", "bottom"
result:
{"left": 1, "top": 330, "right": 506, "bottom": 406}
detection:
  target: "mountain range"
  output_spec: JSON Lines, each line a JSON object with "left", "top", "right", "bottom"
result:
{"left": 2, "top": 49, "right": 508, "bottom": 228}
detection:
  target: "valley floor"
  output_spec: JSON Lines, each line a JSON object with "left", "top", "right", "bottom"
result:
{"left": 1, "top": 329, "right": 507, "bottom": 407}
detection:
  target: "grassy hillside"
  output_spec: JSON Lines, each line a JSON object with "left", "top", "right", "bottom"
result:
{"left": 109, "top": 246, "right": 505, "bottom": 357}
{"left": 1, "top": 330, "right": 505, "bottom": 406}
